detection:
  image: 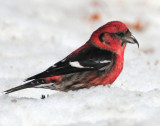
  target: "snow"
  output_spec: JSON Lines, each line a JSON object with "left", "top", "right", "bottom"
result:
{"left": 0, "top": 0, "right": 160, "bottom": 126}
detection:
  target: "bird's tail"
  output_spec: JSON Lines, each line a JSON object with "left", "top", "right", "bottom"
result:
{"left": 4, "top": 79, "right": 47, "bottom": 94}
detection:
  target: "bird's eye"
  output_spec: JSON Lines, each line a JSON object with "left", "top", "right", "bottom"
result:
{"left": 116, "top": 32, "right": 124, "bottom": 37}
{"left": 99, "top": 33, "right": 105, "bottom": 42}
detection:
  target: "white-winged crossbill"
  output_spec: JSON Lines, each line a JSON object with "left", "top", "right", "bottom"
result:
{"left": 5, "top": 21, "right": 139, "bottom": 94}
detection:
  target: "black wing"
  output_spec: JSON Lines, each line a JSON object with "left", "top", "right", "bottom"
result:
{"left": 25, "top": 44, "right": 113, "bottom": 81}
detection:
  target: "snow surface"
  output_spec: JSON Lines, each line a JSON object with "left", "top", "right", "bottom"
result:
{"left": 0, "top": 0, "right": 160, "bottom": 126}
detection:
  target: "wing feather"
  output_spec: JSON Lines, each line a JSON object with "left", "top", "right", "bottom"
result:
{"left": 25, "top": 44, "right": 113, "bottom": 81}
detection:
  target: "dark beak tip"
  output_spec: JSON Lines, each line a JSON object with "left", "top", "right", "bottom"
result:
{"left": 135, "top": 41, "right": 139, "bottom": 48}
{"left": 131, "top": 35, "right": 139, "bottom": 48}
{"left": 122, "top": 35, "right": 139, "bottom": 48}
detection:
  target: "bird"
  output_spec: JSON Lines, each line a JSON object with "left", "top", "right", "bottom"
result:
{"left": 4, "top": 21, "right": 139, "bottom": 94}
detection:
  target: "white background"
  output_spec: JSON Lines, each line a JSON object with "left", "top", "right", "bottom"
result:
{"left": 0, "top": 0, "right": 160, "bottom": 126}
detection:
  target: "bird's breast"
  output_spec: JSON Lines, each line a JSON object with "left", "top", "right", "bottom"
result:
{"left": 99, "top": 53, "right": 124, "bottom": 85}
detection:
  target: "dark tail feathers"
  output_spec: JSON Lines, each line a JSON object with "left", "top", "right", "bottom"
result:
{"left": 4, "top": 79, "right": 46, "bottom": 94}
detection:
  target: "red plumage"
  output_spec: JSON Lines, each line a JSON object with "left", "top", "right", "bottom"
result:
{"left": 4, "top": 21, "right": 139, "bottom": 94}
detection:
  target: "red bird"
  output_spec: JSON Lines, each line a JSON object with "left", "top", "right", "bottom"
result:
{"left": 5, "top": 21, "right": 139, "bottom": 94}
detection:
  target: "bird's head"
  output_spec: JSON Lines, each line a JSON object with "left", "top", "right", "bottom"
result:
{"left": 90, "top": 21, "right": 139, "bottom": 54}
